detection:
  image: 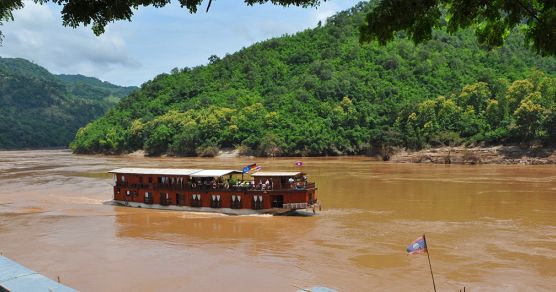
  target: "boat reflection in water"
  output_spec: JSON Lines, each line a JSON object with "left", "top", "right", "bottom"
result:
{"left": 114, "top": 206, "right": 317, "bottom": 241}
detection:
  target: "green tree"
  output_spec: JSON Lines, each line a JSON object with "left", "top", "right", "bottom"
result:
{"left": 512, "top": 97, "right": 545, "bottom": 141}
{"left": 485, "top": 99, "right": 501, "bottom": 128}
{"left": 144, "top": 124, "right": 174, "bottom": 155}
{"left": 458, "top": 82, "right": 491, "bottom": 114}
{"left": 170, "top": 128, "right": 200, "bottom": 156}
{"left": 360, "top": 0, "right": 556, "bottom": 56}
{"left": 506, "top": 79, "right": 535, "bottom": 111}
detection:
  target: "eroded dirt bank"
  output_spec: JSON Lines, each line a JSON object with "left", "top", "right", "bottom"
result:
{"left": 390, "top": 146, "right": 556, "bottom": 164}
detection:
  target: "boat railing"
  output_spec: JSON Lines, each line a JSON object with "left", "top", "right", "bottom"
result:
{"left": 283, "top": 202, "right": 307, "bottom": 209}
{"left": 117, "top": 181, "right": 316, "bottom": 192}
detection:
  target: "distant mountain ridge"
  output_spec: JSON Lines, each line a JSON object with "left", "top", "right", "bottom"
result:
{"left": 0, "top": 57, "right": 137, "bottom": 149}
{"left": 57, "top": 74, "right": 137, "bottom": 100}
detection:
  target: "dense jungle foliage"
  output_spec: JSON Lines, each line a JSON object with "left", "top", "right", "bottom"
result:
{"left": 0, "top": 57, "right": 136, "bottom": 149}
{"left": 71, "top": 2, "right": 556, "bottom": 157}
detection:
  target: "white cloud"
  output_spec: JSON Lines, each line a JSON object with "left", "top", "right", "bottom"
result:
{"left": 1, "top": 1, "right": 140, "bottom": 85}
{"left": 0, "top": 0, "right": 360, "bottom": 86}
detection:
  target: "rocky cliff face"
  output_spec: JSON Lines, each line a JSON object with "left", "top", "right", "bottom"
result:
{"left": 390, "top": 146, "right": 556, "bottom": 165}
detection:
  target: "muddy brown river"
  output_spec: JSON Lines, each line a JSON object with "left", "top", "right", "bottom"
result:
{"left": 0, "top": 150, "right": 554, "bottom": 291}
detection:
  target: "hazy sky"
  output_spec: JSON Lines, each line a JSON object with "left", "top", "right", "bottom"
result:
{"left": 0, "top": 0, "right": 361, "bottom": 86}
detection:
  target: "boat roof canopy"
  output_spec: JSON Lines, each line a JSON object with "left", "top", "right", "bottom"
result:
{"left": 0, "top": 256, "right": 77, "bottom": 292}
{"left": 109, "top": 168, "right": 242, "bottom": 177}
{"left": 189, "top": 170, "right": 242, "bottom": 177}
{"left": 109, "top": 168, "right": 304, "bottom": 178}
{"left": 251, "top": 171, "right": 303, "bottom": 177}
{"left": 109, "top": 168, "right": 202, "bottom": 176}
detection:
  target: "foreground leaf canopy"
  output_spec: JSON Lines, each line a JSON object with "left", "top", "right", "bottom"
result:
{"left": 0, "top": 0, "right": 555, "bottom": 55}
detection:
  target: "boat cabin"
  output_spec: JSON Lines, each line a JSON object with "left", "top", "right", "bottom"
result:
{"left": 109, "top": 168, "right": 318, "bottom": 215}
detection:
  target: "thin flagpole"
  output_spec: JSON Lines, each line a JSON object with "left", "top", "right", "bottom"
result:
{"left": 423, "top": 234, "right": 437, "bottom": 292}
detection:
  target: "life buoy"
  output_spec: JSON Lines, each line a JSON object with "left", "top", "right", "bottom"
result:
{"left": 224, "top": 183, "right": 229, "bottom": 189}
{"left": 191, "top": 183, "right": 197, "bottom": 188}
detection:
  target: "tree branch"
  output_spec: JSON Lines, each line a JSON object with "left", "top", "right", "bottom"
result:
{"left": 514, "top": 0, "right": 542, "bottom": 24}
{"left": 206, "top": 0, "right": 213, "bottom": 12}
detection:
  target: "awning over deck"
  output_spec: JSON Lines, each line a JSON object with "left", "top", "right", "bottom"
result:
{"left": 251, "top": 172, "right": 303, "bottom": 177}
{"left": 0, "top": 256, "right": 77, "bottom": 292}
{"left": 109, "top": 168, "right": 301, "bottom": 178}
{"left": 109, "top": 168, "right": 202, "bottom": 176}
{"left": 189, "top": 170, "right": 242, "bottom": 177}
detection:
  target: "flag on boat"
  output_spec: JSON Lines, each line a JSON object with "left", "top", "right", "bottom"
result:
{"left": 242, "top": 163, "right": 257, "bottom": 173}
{"left": 406, "top": 235, "right": 427, "bottom": 255}
{"left": 295, "top": 161, "right": 303, "bottom": 166}
{"left": 253, "top": 166, "right": 262, "bottom": 172}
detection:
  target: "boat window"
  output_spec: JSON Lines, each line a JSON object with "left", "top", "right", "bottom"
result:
{"left": 231, "top": 195, "right": 241, "bottom": 209}
{"left": 121, "top": 175, "right": 125, "bottom": 182}
{"left": 148, "top": 177, "right": 152, "bottom": 183}
{"left": 145, "top": 192, "right": 152, "bottom": 198}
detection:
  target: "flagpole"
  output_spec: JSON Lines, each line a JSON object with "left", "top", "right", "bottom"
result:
{"left": 423, "top": 234, "right": 437, "bottom": 292}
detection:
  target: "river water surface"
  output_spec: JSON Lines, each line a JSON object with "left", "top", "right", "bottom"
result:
{"left": 0, "top": 150, "right": 554, "bottom": 291}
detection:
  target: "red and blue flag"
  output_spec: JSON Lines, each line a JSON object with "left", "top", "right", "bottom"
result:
{"left": 243, "top": 164, "right": 257, "bottom": 173}
{"left": 406, "top": 236, "right": 427, "bottom": 255}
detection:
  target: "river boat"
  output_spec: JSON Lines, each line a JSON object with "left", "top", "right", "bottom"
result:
{"left": 109, "top": 168, "right": 319, "bottom": 215}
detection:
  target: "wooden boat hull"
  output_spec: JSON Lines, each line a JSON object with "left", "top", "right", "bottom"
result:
{"left": 110, "top": 200, "right": 315, "bottom": 216}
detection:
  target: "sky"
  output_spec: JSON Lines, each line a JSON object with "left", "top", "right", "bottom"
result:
{"left": 0, "top": 0, "right": 361, "bottom": 86}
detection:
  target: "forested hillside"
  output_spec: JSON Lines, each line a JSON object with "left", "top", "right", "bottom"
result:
{"left": 71, "top": 2, "right": 556, "bottom": 157}
{"left": 0, "top": 57, "right": 136, "bottom": 149}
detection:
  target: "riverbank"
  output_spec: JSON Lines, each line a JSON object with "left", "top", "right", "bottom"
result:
{"left": 389, "top": 146, "right": 556, "bottom": 165}
{"left": 105, "top": 145, "right": 556, "bottom": 165}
